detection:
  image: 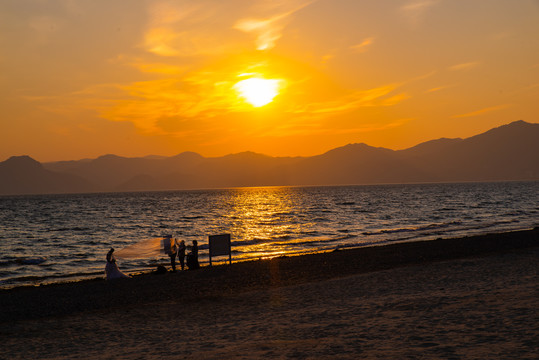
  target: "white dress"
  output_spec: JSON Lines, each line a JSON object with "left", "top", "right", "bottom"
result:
{"left": 105, "top": 256, "right": 128, "bottom": 280}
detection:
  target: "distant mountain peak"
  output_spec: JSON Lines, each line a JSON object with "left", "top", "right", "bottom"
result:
{"left": 467, "top": 119, "right": 537, "bottom": 142}
{"left": 96, "top": 154, "right": 125, "bottom": 161}
{"left": 343, "top": 143, "right": 370, "bottom": 148}
{"left": 324, "top": 142, "right": 391, "bottom": 155}
{"left": 2, "top": 155, "right": 43, "bottom": 170}
{"left": 485, "top": 120, "right": 533, "bottom": 133}
{"left": 401, "top": 137, "right": 463, "bottom": 154}
{"left": 171, "top": 151, "right": 204, "bottom": 159}
{"left": 223, "top": 151, "right": 271, "bottom": 159}
{"left": 5, "top": 155, "right": 38, "bottom": 162}
{"left": 508, "top": 119, "right": 528, "bottom": 125}
{"left": 500, "top": 119, "right": 530, "bottom": 128}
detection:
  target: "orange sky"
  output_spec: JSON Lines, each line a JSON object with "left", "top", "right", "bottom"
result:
{"left": 1, "top": 0, "right": 539, "bottom": 162}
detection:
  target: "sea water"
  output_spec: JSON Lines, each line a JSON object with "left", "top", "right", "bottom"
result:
{"left": 0, "top": 181, "right": 538, "bottom": 288}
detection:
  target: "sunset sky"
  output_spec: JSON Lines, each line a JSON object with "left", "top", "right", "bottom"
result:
{"left": 1, "top": 0, "right": 538, "bottom": 162}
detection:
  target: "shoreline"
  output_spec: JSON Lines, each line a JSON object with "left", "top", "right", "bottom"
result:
{"left": 1, "top": 228, "right": 538, "bottom": 324}
{"left": 2, "top": 226, "right": 537, "bottom": 290}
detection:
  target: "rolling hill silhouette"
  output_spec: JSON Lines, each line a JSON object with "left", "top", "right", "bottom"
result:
{"left": 0, "top": 156, "right": 93, "bottom": 195}
{"left": 1, "top": 120, "right": 537, "bottom": 195}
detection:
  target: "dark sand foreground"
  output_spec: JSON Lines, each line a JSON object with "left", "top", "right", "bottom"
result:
{"left": 1, "top": 229, "right": 538, "bottom": 359}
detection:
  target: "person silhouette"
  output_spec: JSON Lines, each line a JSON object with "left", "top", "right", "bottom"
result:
{"left": 169, "top": 238, "right": 178, "bottom": 272}
{"left": 186, "top": 240, "right": 199, "bottom": 270}
{"left": 177, "top": 239, "right": 186, "bottom": 270}
{"left": 105, "top": 248, "right": 128, "bottom": 280}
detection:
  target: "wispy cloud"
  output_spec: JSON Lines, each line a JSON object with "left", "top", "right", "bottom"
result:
{"left": 291, "top": 83, "right": 409, "bottom": 115}
{"left": 22, "top": 83, "right": 128, "bottom": 132}
{"left": 350, "top": 37, "right": 375, "bottom": 53}
{"left": 257, "top": 118, "right": 409, "bottom": 138}
{"left": 47, "top": 77, "right": 410, "bottom": 137}
{"left": 133, "top": 63, "right": 187, "bottom": 75}
{"left": 234, "top": 13, "right": 290, "bottom": 51}
{"left": 234, "top": 0, "right": 313, "bottom": 50}
{"left": 142, "top": 1, "right": 243, "bottom": 57}
{"left": 452, "top": 104, "right": 512, "bottom": 118}
{"left": 449, "top": 62, "right": 481, "bottom": 71}
{"left": 401, "top": 0, "right": 440, "bottom": 23}
{"left": 321, "top": 119, "right": 410, "bottom": 136}
{"left": 141, "top": 0, "right": 314, "bottom": 56}
{"left": 102, "top": 78, "right": 250, "bottom": 133}
{"left": 111, "top": 54, "right": 188, "bottom": 75}
{"left": 425, "top": 84, "right": 454, "bottom": 93}
{"left": 407, "top": 70, "right": 437, "bottom": 83}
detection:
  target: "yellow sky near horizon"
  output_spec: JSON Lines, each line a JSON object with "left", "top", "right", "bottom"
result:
{"left": 1, "top": 0, "right": 539, "bottom": 162}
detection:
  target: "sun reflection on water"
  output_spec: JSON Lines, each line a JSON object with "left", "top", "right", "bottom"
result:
{"left": 223, "top": 187, "right": 307, "bottom": 259}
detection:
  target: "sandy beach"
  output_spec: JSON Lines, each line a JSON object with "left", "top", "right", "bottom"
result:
{"left": 1, "top": 229, "right": 538, "bottom": 359}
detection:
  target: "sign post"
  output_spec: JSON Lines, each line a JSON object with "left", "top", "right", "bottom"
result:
{"left": 208, "top": 234, "right": 232, "bottom": 266}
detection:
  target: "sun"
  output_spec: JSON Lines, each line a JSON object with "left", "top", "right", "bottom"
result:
{"left": 234, "top": 77, "right": 282, "bottom": 107}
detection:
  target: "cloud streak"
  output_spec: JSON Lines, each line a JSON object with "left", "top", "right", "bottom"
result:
{"left": 234, "top": 1, "right": 313, "bottom": 50}
{"left": 141, "top": 0, "right": 314, "bottom": 57}
{"left": 449, "top": 62, "right": 481, "bottom": 71}
{"left": 292, "top": 84, "right": 409, "bottom": 115}
{"left": 401, "top": 0, "right": 440, "bottom": 23}
{"left": 142, "top": 1, "right": 243, "bottom": 57}
{"left": 425, "top": 84, "right": 455, "bottom": 93}
{"left": 350, "top": 37, "right": 375, "bottom": 53}
{"left": 453, "top": 104, "right": 511, "bottom": 118}
{"left": 256, "top": 118, "right": 409, "bottom": 138}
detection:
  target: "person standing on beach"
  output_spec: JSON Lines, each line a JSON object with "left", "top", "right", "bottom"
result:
{"left": 177, "top": 239, "right": 186, "bottom": 270}
{"left": 187, "top": 240, "right": 200, "bottom": 270}
{"left": 169, "top": 238, "right": 178, "bottom": 272}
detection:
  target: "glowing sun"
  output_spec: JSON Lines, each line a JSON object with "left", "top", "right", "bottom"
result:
{"left": 234, "top": 77, "right": 282, "bottom": 107}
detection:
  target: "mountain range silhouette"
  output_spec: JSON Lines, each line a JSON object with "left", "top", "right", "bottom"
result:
{"left": 1, "top": 120, "right": 538, "bottom": 195}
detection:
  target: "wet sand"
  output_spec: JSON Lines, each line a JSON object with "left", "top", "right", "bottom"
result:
{"left": 1, "top": 229, "right": 538, "bottom": 359}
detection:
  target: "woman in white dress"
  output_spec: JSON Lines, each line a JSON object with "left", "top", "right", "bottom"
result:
{"left": 105, "top": 248, "right": 129, "bottom": 280}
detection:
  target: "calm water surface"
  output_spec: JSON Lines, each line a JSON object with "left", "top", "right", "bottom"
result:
{"left": 1, "top": 182, "right": 537, "bottom": 288}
